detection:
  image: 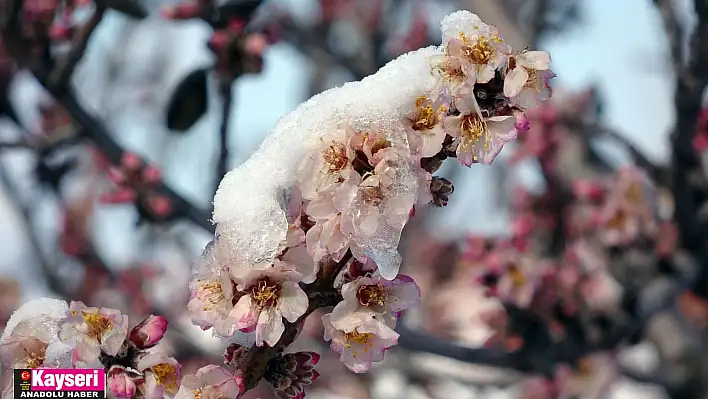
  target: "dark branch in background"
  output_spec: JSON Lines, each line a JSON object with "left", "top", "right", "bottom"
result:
{"left": 660, "top": 0, "right": 708, "bottom": 298}
{"left": 47, "top": 5, "right": 105, "bottom": 92}
{"left": 653, "top": 0, "right": 685, "bottom": 71}
{"left": 55, "top": 91, "right": 216, "bottom": 232}
{"left": 215, "top": 81, "right": 233, "bottom": 194}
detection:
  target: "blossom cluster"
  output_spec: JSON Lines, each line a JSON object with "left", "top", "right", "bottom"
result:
{"left": 0, "top": 299, "right": 189, "bottom": 399}
{"left": 2, "top": 10, "right": 556, "bottom": 399}
{"left": 184, "top": 9, "right": 555, "bottom": 397}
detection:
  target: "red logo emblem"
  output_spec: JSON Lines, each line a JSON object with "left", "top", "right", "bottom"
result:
{"left": 20, "top": 370, "right": 30, "bottom": 381}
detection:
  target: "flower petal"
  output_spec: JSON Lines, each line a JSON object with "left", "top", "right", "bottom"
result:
{"left": 277, "top": 281, "right": 309, "bottom": 323}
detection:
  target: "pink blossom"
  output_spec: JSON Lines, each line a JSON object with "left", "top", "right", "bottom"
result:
{"left": 58, "top": 301, "right": 129, "bottom": 362}
{"left": 335, "top": 149, "right": 417, "bottom": 243}
{"left": 503, "top": 50, "right": 553, "bottom": 109}
{"left": 229, "top": 264, "right": 309, "bottom": 347}
{"left": 297, "top": 124, "right": 358, "bottom": 200}
{"left": 446, "top": 27, "right": 510, "bottom": 85}
{"left": 304, "top": 184, "right": 364, "bottom": 263}
{"left": 187, "top": 240, "right": 240, "bottom": 337}
{"left": 175, "top": 365, "right": 244, "bottom": 399}
{"left": 330, "top": 274, "right": 420, "bottom": 331}
{"left": 429, "top": 53, "right": 466, "bottom": 97}
{"left": 107, "top": 365, "right": 137, "bottom": 399}
{"left": 129, "top": 315, "right": 168, "bottom": 349}
{"left": 321, "top": 313, "right": 399, "bottom": 373}
{"left": 487, "top": 251, "right": 542, "bottom": 308}
{"left": 403, "top": 96, "right": 448, "bottom": 158}
{"left": 280, "top": 245, "right": 318, "bottom": 284}
{"left": 443, "top": 88, "right": 517, "bottom": 166}
{"left": 0, "top": 334, "right": 48, "bottom": 369}
{"left": 136, "top": 352, "right": 182, "bottom": 399}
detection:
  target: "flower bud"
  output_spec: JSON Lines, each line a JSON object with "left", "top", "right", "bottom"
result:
{"left": 264, "top": 352, "right": 320, "bottom": 399}
{"left": 429, "top": 177, "right": 454, "bottom": 207}
{"left": 107, "top": 366, "right": 137, "bottom": 399}
{"left": 129, "top": 315, "right": 168, "bottom": 349}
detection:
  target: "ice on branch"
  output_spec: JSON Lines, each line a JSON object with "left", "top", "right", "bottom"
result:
{"left": 213, "top": 10, "right": 554, "bottom": 279}
{"left": 213, "top": 43, "right": 439, "bottom": 278}
{"left": 199, "top": 11, "right": 554, "bottom": 384}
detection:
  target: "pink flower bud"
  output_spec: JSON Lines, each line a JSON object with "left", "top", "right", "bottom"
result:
{"left": 146, "top": 195, "right": 173, "bottom": 217}
{"left": 49, "top": 23, "right": 70, "bottom": 40}
{"left": 514, "top": 111, "right": 530, "bottom": 133}
{"left": 244, "top": 33, "right": 268, "bottom": 57}
{"left": 129, "top": 315, "right": 168, "bottom": 349}
{"left": 208, "top": 31, "right": 230, "bottom": 50}
{"left": 161, "top": 2, "right": 200, "bottom": 19}
{"left": 107, "top": 366, "right": 136, "bottom": 399}
{"left": 107, "top": 167, "right": 127, "bottom": 184}
{"left": 121, "top": 152, "right": 142, "bottom": 171}
{"left": 141, "top": 166, "right": 162, "bottom": 185}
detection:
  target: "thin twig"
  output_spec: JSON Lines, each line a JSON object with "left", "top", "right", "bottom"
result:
{"left": 215, "top": 81, "right": 233, "bottom": 195}
{"left": 48, "top": 5, "right": 106, "bottom": 91}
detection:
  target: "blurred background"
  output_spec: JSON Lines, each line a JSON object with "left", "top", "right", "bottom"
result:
{"left": 2, "top": 0, "right": 708, "bottom": 397}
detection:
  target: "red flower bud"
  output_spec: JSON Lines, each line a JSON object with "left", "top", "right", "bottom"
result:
{"left": 129, "top": 315, "right": 168, "bottom": 349}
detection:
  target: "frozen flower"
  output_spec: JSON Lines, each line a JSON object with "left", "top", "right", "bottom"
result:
{"left": 403, "top": 96, "right": 448, "bottom": 158}
{"left": 443, "top": 91, "right": 517, "bottom": 165}
{"left": 504, "top": 50, "right": 554, "bottom": 109}
{"left": 429, "top": 53, "right": 466, "bottom": 97}
{"left": 285, "top": 188, "right": 307, "bottom": 247}
{"left": 322, "top": 314, "right": 398, "bottom": 373}
{"left": 58, "top": 301, "right": 129, "bottom": 362}
{"left": 330, "top": 274, "right": 420, "bottom": 331}
{"left": 1, "top": 298, "right": 73, "bottom": 371}
{"left": 187, "top": 240, "right": 241, "bottom": 337}
{"left": 298, "top": 124, "right": 358, "bottom": 200}
{"left": 280, "top": 245, "right": 318, "bottom": 284}
{"left": 336, "top": 149, "right": 417, "bottom": 241}
{"left": 175, "top": 365, "right": 244, "bottom": 399}
{"left": 107, "top": 365, "right": 138, "bottom": 399}
{"left": 129, "top": 315, "right": 168, "bottom": 349}
{"left": 416, "top": 168, "right": 434, "bottom": 205}
{"left": 447, "top": 27, "right": 510, "bottom": 85}
{"left": 359, "top": 128, "right": 394, "bottom": 166}
{"left": 136, "top": 352, "right": 182, "bottom": 399}
{"left": 304, "top": 184, "right": 365, "bottom": 263}
{"left": 229, "top": 264, "right": 308, "bottom": 347}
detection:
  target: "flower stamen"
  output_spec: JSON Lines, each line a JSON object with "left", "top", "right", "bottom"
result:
{"left": 251, "top": 278, "right": 280, "bottom": 310}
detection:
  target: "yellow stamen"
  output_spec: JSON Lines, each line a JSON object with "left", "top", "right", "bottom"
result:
{"left": 357, "top": 284, "right": 387, "bottom": 307}
{"left": 24, "top": 344, "right": 47, "bottom": 368}
{"left": 196, "top": 279, "right": 225, "bottom": 312}
{"left": 81, "top": 311, "right": 113, "bottom": 340}
{"left": 322, "top": 142, "right": 349, "bottom": 173}
{"left": 458, "top": 32, "right": 502, "bottom": 65}
{"left": 152, "top": 363, "right": 179, "bottom": 394}
{"left": 251, "top": 279, "right": 280, "bottom": 310}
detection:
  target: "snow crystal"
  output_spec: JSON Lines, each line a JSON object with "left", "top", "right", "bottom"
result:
{"left": 440, "top": 10, "right": 484, "bottom": 44}
{"left": 212, "top": 11, "right": 483, "bottom": 276}
{"left": 2, "top": 297, "right": 74, "bottom": 368}
{"left": 2, "top": 297, "right": 68, "bottom": 341}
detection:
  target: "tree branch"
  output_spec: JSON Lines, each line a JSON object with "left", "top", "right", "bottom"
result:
{"left": 47, "top": 5, "right": 105, "bottom": 92}
{"left": 215, "top": 81, "right": 233, "bottom": 195}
